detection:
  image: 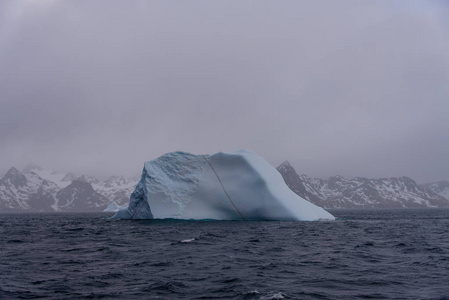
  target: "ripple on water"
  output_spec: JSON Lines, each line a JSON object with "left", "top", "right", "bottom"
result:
{"left": 0, "top": 210, "right": 448, "bottom": 299}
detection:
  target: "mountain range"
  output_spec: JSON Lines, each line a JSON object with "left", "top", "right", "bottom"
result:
{"left": 0, "top": 165, "right": 138, "bottom": 212}
{"left": 276, "top": 161, "right": 449, "bottom": 208}
{"left": 1, "top": 163, "right": 448, "bottom": 212}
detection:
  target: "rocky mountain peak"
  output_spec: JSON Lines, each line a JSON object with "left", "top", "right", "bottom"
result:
{"left": 68, "top": 180, "right": 96, "bottom": 192}
{"left": 4, "top": 166, "right": 20, "bottom": 176}
{"left": 56, "top": 180, "right": 109, "bottom": 211}
{"left": 2, "top": 167, "right": 28, "bottom": 188}
{"left": 61, "top": 172, "right": 78, "bottom": 182}
{"left": 278, "top": 160, "right": 291, "bottom": 168}
{"left": 276, "top": 161, "right": 298, "bottom": 175}
{"left": 76, "top": 175, "right": 100, "bottom": 185}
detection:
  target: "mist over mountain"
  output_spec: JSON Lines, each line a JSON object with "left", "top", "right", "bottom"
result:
{"left": 1, "top": 1, "right": 449, "bottom": 185}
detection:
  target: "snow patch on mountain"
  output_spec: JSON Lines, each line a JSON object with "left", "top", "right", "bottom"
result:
{"left": 421, "top": 180, "right": 449, "bottom": 200}
{"left": 92, "top": 176, "right": 138, "bottom": 208}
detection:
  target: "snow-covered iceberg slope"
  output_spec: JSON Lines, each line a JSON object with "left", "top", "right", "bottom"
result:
{"left": 112, "top": 150, "right": 334, "bottom": 221}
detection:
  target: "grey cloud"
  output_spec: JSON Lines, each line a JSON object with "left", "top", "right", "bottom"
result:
{"left": 1, "top": 0, "right": 448, "bottom": 183}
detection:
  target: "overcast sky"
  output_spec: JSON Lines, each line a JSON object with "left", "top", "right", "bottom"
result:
{"left": 1, "top": 0, "right": 448, "bottom": 183}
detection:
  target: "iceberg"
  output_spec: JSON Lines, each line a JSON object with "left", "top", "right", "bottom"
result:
{"left": 112, "top": 150, "right": 334, "bottom": 221}
{"left": 103, "top": 202, "right": 127, "bottom": 212}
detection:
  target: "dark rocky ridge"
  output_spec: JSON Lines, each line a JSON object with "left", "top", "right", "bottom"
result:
{"left": 56, "top": 180, "right": 109, "bottom": 212}
{"left": 277, "top": 161, "right": 449, "bottom": 208}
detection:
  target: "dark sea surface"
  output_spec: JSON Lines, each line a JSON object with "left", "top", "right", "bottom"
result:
{"left": 1, "top": 209, "right": 449, "bottom": 299}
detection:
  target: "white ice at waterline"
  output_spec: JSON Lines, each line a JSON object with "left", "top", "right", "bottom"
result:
{"left": 112, "top": 150, "right": 335, "bottom": 221}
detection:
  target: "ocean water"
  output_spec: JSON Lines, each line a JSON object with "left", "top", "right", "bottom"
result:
{"left": 0, "top": 209, "right": 448, "bottom": 299}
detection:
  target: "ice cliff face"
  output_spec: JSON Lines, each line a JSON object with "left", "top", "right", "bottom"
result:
{"left": 113, "top": 150, "right": 335, "bottom": 221}
{"left": 277, "top": 161, "right": 449, "bottom": 208}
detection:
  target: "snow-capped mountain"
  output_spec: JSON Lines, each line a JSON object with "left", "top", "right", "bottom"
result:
{"left": 421, "top": 180, "right": 449, "bottom": 200}
{"left": 277, "top": 161, "right": 449, "bottom": 208}
{"left": 56, "top": 180, "right": 109, "bottom": 212}
{"left": 92, "top": 176, "right": 138, "bottom": 207}
{"left": 2, "top": 161, "right": 448, "bottom": 212}
{"left": 0, "top": 167, "right": 60, "bottom": 211}
{"left": 0, "top": 165, "right": 138, "bottom": 212}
